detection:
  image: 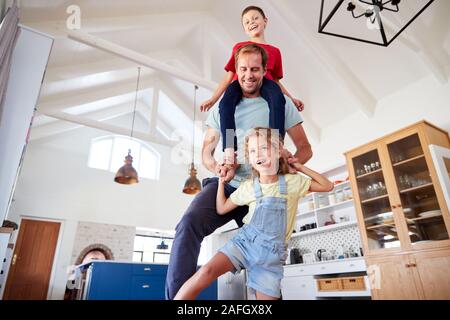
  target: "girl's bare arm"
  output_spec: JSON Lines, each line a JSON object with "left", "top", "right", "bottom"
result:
{"left": 289, "top": 159, "right": 334, "bottom": 192}
{"left": 216, "top": 179, "right": 239, "bottom": 215}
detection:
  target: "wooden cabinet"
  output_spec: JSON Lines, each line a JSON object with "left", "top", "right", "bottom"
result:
{"left": 345, "top": 121, "right": 450, "bottom": 299}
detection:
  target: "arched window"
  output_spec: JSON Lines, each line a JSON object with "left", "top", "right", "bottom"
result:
{"left": 88, "top": 135, "right": 160, "bottom": 180}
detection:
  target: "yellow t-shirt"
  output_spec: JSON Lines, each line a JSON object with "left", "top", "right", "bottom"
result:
{"left": 230, "top": 174, "right": 312, "bottom": 242}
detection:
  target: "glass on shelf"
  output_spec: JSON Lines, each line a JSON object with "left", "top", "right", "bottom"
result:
{"left": 335, "top": 189, "right": 345, "bottom": 203}
{"left": 388, "top": 133, "right": 424, "bottom": 164}
{"left": 343, "top": 187, "right": 353, "bottom": 200}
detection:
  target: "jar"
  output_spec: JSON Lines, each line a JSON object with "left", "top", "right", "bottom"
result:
{"left": 335, "top": 190, "right": 344, "bottom": 203}
{"left": 318, "top": 195, "right": 327, "bottom": 208}
{"left": 343, "top": 187, "right": 353, "bottom": 200}
{"left": 328, "top": 192, "right": 336, "bottom": 205}
{"left": 308, "top": 199, "right": 315, "bottom": 211}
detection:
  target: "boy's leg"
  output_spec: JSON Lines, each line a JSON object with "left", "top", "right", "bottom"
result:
{"left": 219, "top": 80, "right": 243, "bottom": 161}
{"left": 165, "top": 178, "right": 248, "bottom": 300}
{"left": 174, "top": 252, "right": 235, "bottom": 300}
{"left": 255, "top": 291, "right": 279, "bottom": 300}
{"left": 260, "top": 78, "right": 286, "bottom": 139}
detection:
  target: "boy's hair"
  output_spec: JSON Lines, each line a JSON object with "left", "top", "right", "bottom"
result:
{"left": 241, "top": 6, "right": 266, "bottom": 20}
{"left": 244, "top": 127, "right": 290, "bottom": 177}
{"left": 234, "top": 44, "right": 268, "bottom": 70}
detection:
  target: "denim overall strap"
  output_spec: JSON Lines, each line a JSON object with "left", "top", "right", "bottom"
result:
{"left": 278, "top": 175, "right": 287, "bottom": 196}
{"left": 253, "top": 177, "right": 263, "bottom": 200}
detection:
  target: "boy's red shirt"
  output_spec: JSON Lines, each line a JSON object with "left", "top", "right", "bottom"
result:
{"left": 224, "top": 41, "right": 283, "bottom": 81}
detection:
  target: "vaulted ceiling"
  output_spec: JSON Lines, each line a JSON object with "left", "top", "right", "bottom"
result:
{"left": 18, "top": 0, "right": 450, "bottom": 147}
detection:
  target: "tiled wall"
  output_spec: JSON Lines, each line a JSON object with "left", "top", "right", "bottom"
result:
{"left": 71, "top": 221, "right": 135, "bottom": 264}
{"left": 289, "top": 225, "right": 362, "bottom": 256}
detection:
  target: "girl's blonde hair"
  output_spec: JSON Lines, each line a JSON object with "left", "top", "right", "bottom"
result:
{"left": 244, "top": 127, "right": 290, "bottom": 177}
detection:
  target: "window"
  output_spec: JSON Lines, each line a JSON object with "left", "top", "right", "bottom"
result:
{"left": 88, "top": 135, "right": 160, "bottom": 180}
{"left": 133, "top": 235, "right": 174, "bottom": 264}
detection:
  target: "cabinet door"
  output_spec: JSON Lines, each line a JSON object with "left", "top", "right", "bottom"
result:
{"left": 346, "top": 143, "right": 403, "bottom": 255}
{"left": 366, "top": 255, "right": 420, "bottom": 300}
{"left": 410, "top": 249, "right": 450, "bottom": 300}
{"left": 281, "top": 276, "right": 316, "bottom": 300}
{"left": 384, "top": 129, "right": 450, "bottom": 250}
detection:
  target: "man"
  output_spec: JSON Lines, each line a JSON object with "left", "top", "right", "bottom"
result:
{"left": 165, "top": 44, "right": 312, "bottom": 299}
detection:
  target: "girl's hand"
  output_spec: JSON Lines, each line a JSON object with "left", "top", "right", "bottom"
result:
{"left": 288, "top": 157, "right": 304, "bottom": 171}
{"left": 292, "top": 98, "right": 305, "bottom": 112}
{"left": 200, "top": 98, "right": 217, "bottom": 112}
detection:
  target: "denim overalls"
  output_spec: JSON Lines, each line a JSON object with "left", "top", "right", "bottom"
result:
{"left": 219, "top": 175, "right": 288, "bottom": 298}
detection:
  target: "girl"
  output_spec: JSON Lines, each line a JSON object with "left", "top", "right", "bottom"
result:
{"left": 200, "top": 6, "right": 305, "bottom": 165}
{"left": 174, "top": 128, "right": 333, "bottom": 300}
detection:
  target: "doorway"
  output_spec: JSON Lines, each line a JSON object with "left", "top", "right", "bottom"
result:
{"left": 3, "top": 219, "right": 60, "bottom": 300}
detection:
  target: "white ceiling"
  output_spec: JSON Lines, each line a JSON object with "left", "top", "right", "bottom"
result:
{"left": 17, "top": 0, "right": 450, "bottom": 146}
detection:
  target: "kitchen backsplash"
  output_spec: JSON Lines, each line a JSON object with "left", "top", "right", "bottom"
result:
{"left": 289, "top": 225, "right": 362, "bottom": 256}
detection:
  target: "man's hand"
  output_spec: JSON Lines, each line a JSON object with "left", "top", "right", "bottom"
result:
{"left": 215, "top": 163, "right": 236, "bottom": 183}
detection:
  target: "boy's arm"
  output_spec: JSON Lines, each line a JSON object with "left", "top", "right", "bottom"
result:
{"left": 289, "top": 159, "right": 334, "bottom": 192}
{"left": 200, "top": 71, "right": 235, "bottom": 112}
{"left": 216, "top": 179, "right": 239, "bottom": 215}
{"left": 274, "top": 79, "right": 304, "bottom": 112}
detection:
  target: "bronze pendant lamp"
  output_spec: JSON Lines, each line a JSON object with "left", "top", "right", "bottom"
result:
{"left": 182, "top": 85, "right": 201, "bottom": 195}
{"left": 114, "top": 67, "right": 141, "bottom": 185}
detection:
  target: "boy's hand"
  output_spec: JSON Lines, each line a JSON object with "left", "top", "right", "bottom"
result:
{"left": 292, "top": 98, "right": 304, "bottom": 112}
{"left": 200, "top": 98, "right": 216, "bottom": 112}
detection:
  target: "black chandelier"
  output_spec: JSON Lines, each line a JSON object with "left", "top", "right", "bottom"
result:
{"left": 319, "top": 0, "right": 435, "bottom": 46}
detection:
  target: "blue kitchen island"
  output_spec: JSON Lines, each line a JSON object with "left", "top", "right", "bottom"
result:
{"left": 76, "top": 261, "right": 217, "bottom": 300}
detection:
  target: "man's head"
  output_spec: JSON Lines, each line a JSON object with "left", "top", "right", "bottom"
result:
{"left": 234, "top": 44, "right": 267, "bottom": 98}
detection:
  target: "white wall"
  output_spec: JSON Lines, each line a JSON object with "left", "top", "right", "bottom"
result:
{"left": 303, "top": 75, "right": 450, "bottom": 172}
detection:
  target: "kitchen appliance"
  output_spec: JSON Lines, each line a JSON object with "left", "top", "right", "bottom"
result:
{"left": 289, "top": 248, "right": 303, "bottom": 264}
{"left": 317, "top": 249, "right": 326, "bottom": 262}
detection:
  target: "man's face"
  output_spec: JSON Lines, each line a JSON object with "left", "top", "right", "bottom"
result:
{"left": 236, "top": 52, "right": 266, "bottom": 98}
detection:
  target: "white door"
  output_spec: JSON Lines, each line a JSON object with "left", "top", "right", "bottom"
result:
{"left": 429, "top": 145, "right": 450, "bottom": 209}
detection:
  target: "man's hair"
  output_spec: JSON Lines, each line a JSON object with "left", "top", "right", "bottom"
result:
{"left": 234, "top": 43, "right": 268, "bottom": 69}
{"left": 241, "top": 5, "right": 266, "bottom": 20}
{"left": 244, "top": 127, "right": 290, "bottom": 177}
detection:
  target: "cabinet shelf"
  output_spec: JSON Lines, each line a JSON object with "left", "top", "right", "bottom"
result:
{"left": 360, "top": 194, "right": 389, "bottom": 204}
{"left": 406, "top": 213, "right": 443, "bottom": 223}
{"left": 399, "top": 182, "right": 433, "bottom": 194}
{"left": 291, "top": 221, "right": 357, "bottom": 238}
{"left": 315, "top": 199, "right": 354, "bottom": 213}
{"left": 392, "top": 154, "right": 425, "bottom": 167}
{"left": 366, "top": 223, "right": 395, "bottom": 230}
{"left": 297, "top": 199, "right": 354, "bottom": 217}
{"left": 356, "top": 168, "right": 382, "bottom": 179}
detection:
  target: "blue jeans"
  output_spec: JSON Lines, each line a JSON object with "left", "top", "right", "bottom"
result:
{"left": 165, "top": 177, "right": 248, "bottom": 300}
{"left": 219, "top": 78, "right": 286, "bottom": 151}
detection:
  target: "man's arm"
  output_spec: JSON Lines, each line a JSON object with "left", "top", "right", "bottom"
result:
{"left": 202, "top": 128, "right": 221, "bottom": 174}
{"left": 286, "top": 123, "right": 313, "bottom": 164}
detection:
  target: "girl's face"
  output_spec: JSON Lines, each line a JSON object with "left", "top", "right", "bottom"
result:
{"left": 242, "top": 10, "right": 267, "bottom": 38}
{"left": 247, "top": 133, "right": 280, "bottom": 175}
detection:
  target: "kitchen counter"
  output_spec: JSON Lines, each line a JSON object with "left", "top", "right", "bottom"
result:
{"left": 284, "top": 256, "right": 365, "bottom": 268}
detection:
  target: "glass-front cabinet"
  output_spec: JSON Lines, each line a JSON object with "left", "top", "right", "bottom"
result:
{"left": 345, "top": 121, "right": 450, "bottom": 256}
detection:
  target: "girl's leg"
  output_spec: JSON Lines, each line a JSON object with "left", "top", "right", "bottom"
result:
{"left": 174, "top": 252, "right": 235, "bottom": 300}
{"left": 255, "top": 290, "right": 279, "bottom": 300}
{"left": 219, "top": 80, "right": 242, "bottom": 163}
{"left": 260, "top": 78, "right": 286, "bottom": 140}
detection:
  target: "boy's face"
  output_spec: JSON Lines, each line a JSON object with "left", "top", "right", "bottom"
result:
{"left": 236, "top": 52, "right": 266, "bottom": 98}
{"left": 247, "top": 134, "right": 280, "bottom": 175}
{"left": 242, "top": 10, "right": 267, "bottom": 38}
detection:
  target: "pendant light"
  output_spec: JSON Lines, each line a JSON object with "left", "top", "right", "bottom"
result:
{"left": 182, "top": 85, "right": 201, "bottom": 195}
{"left": 114, "top": 67, "right": 141, "bottom": 185}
